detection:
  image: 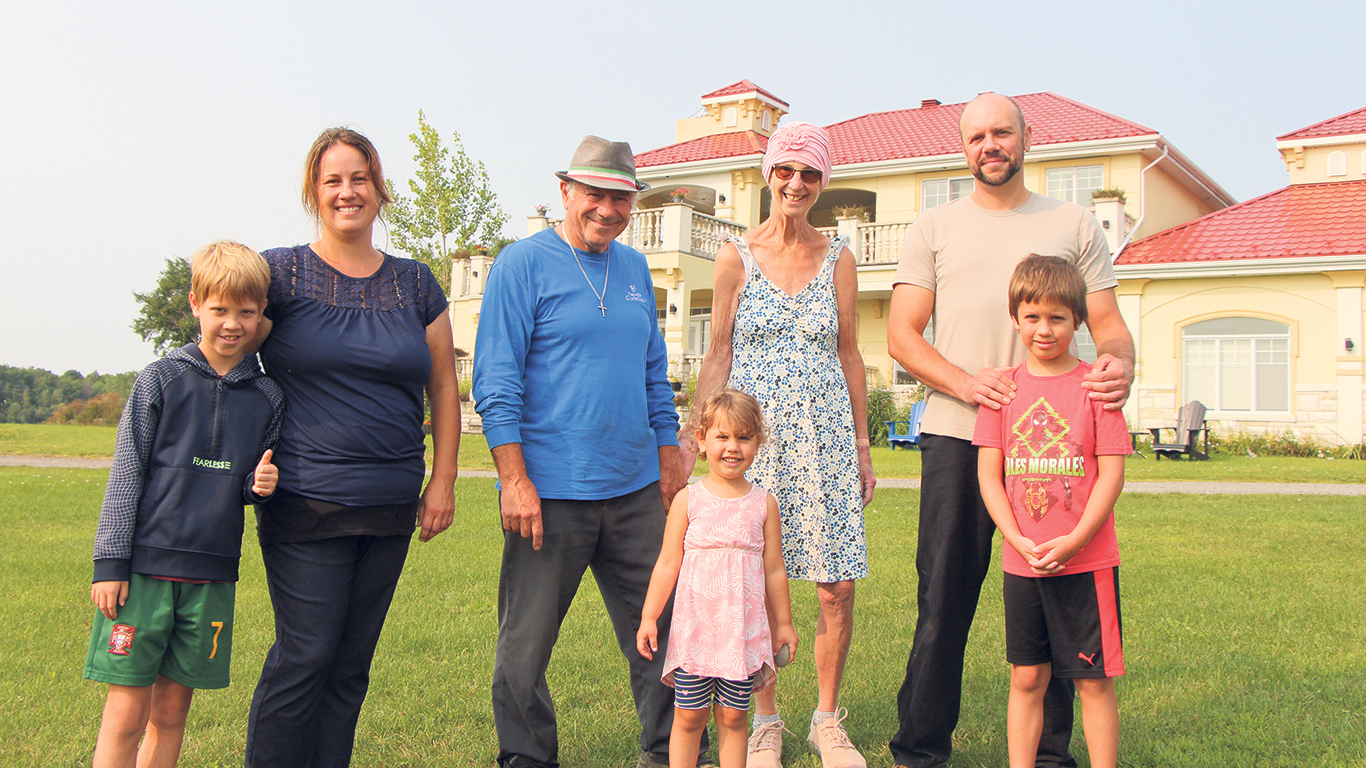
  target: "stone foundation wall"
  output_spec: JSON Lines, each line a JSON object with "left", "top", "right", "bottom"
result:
{"left": 1135, "top": 386, "right": 1355, "bottom": 446}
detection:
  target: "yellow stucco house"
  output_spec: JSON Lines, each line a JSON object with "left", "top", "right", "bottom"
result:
{"left": 1117, "top": 105, "right": 1366, "bottom": 445}
{"left": 449, "top": 80, "right": 1237, "bottom": 415}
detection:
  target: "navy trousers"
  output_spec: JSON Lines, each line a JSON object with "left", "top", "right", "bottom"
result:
{"left": 244, "top": 534, "right": 411, "bottom": 768}
{"left": 888, "top": 434, "right": 1077, "bottom": 768}
{"left": 492, "top": 483, "right": 703, "bottom": 768}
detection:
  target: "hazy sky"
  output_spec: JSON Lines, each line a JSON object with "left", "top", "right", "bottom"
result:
{"left": 3, "top": 0, "right": 1362, "bottom": 374}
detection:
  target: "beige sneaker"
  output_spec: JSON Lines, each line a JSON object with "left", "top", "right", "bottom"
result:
{"left": 747, "top": 718, "right": 785, "bottom": 768}
{"left": 806, "top": 708, "right": 866, "bottom": 768}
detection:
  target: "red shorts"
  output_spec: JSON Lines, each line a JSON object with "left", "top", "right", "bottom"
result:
{"left": 1004, "top": 566, "right": 1124, "bottom": 678}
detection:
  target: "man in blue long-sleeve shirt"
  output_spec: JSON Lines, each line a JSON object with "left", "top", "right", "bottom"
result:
{"left": 474, "top": 136, "right": 703, "bottom": 768}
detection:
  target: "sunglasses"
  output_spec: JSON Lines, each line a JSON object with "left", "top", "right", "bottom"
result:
{"left": 771, "top": 165, "right": 822, "bottom": 184}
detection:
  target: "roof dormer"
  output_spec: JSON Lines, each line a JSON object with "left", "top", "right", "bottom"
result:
{"left": 675, "top": 80, "right": 789, "bottom": 144}
{"left": 1275, "top": 105, "right": 1366, "bottom": 185}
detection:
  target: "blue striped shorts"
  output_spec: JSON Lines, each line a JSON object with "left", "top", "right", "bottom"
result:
{"left": 672, "top": 669, "right": 755, "bottom": 711}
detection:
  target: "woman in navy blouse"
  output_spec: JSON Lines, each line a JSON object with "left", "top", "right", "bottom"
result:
{"left": 243, "top": 127, "right": 460, "bottom": 767}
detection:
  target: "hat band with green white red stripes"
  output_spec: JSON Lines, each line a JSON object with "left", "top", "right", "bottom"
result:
{"left": 565, "top": 166, "right": 639, "bottom": 189}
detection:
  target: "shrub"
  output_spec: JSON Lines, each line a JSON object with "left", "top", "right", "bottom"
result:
{"left": 46, "top": 391, "right": 125, "bottom": 426}
{"left": 1210, "top": 428, "right": 1364, "bottom": 459}
{"left": 866, "top": 386, "right": 898, "bottom": 447}
{"left": 1090, "top": 187, "right": 1128, "bottom": 204}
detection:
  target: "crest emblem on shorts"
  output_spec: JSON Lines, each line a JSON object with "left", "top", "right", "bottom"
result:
{"left": 108, "top": 625, "right": 135, "bottom": 655}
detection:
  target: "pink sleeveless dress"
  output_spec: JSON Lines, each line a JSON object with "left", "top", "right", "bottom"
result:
{"left": 662, "top": 482, "right": 777, "bottom": 691}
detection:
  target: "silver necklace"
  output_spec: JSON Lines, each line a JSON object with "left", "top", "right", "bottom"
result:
{"left": 564, "top": 228, "right": 609, "bottom": 317}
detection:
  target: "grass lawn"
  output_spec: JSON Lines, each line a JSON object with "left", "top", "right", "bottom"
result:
{"left": 7, "top": 466, "right": 1362, "bottom": 766}
{"left": 6, "top": 424, "right": 1364, "bottom": 484}
{"left": 0, "top": 423, "right": 122, "bottom": 458}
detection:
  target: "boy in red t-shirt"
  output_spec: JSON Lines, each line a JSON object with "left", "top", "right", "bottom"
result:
{"left": 973, "top": 255, "right": 1130, "bottom": 768}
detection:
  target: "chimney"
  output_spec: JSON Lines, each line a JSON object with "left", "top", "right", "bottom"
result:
{"left": 920, "top": 99, "right": 941, "bottom": 108}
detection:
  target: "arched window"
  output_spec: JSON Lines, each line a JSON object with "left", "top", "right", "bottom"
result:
{"left": 1360, "top": 149, "right": 1366, "bottom": 175}
{"left": 1327, "top": 150, "right": 1347, "bottom": 177}
{"left": 762, "top": 110, "right": 772, "bottom": 131}
{"left": 1183, "top": 317, "right": 1290, "bottom": 412}
{"left": 724, "top": 107, "right": 737, "bottom": 128}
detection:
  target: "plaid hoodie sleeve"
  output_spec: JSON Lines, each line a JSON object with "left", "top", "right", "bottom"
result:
{"left": 92, "top": 364, "right": 166, "bottom": 582}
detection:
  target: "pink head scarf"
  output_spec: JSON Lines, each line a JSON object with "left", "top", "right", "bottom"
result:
{"left": 762, "top": 121, "right": 833, "bottom": 191}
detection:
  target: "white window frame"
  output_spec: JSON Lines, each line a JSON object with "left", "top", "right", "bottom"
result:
{"left": 922, "top": 177, "right": 973, "bottom": 210}
{"left": 724, "top": 107, "right": 738, "bottom": 128}
{"left": 1075, "top": 323, "right": 1097, "bottom": 363}
{"left": 687, "top": 307, "right": 712, "bottom": 355}
{"left": 1182, "top": 318, "right": 1291, "bottom": 414}
{"left": 1046, "top": 165, "right": 1104, "bottom": 206}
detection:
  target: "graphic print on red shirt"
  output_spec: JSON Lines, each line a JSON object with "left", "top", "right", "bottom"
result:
{"left": 973, "top": 362, "right": 1131, "bottom": 577}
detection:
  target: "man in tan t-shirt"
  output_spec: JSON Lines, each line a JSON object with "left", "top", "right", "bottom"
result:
{"left": 886, "top": 93, "right": 1135, "bottom": 768}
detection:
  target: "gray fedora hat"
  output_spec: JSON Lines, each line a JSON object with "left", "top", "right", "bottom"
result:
{"left": 555, "top": 135, "right": 650, "bottom": 192}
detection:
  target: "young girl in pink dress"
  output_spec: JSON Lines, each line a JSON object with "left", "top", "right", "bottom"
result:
{"left": 638, "top": 389, "right": 799, "bottom": 768}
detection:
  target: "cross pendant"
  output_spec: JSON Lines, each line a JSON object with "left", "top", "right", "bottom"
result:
{"left": 599, "top": 302, "right": 606, "bottom": 317}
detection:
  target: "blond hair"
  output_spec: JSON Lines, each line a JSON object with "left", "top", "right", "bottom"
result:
{"left": 189, "top": 240, "right": 270, "bottom": 306}
{"left": 692, "top": 388, "right": 766, "bottom": 460}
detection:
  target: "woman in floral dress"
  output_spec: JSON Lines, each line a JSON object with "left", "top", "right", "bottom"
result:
{"left": 686, "top": 121, "right": 875, "bottom": 768}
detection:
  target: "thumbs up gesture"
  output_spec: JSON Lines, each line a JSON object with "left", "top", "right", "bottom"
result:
{"left": 252, "top": 449, "right": 278, "bottom": 498}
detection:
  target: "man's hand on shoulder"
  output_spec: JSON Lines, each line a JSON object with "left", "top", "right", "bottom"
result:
{"left": 1081, "top": 353, "right": 1134, "bottom": 411}
{"left": 959, "top": 367, "right": 1017, "bottom": 410}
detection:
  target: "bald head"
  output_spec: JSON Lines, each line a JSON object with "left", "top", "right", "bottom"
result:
{"left": 958, "top": 92, "right": 1032, "bottom": 197}
{"left": 959, "top": 93, "right": 1026, "bottom": 141}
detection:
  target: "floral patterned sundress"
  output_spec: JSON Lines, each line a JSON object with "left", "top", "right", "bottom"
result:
{"left": 726, "top": 235, "right": 868, "bottom": 582}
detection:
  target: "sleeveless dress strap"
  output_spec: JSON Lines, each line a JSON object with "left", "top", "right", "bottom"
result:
{"left": 817, "top": 234, "right": 848, "bottom": 283}
{"left": 727, "top": 235, "right": 754, "bottom": 291}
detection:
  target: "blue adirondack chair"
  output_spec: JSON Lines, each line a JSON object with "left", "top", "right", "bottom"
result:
{"left": 885, "top": 400, "right": 928, "bottom": 451}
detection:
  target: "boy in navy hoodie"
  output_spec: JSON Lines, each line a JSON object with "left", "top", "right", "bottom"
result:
{"left": 85, "top": 240, "right": 284, "bottom": 768}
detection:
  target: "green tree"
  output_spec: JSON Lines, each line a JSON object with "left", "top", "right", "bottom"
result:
{"left": 131, "top": 257, "right": 198, "bottom": 355}
{"left": 387, "top": 111, "right": 509, "bottom": 293}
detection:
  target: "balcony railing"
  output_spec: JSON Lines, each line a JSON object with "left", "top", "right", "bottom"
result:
{"left": 548, "top": 210, "right": 917, "bottom": 264}
{"left": 690, "top": 212, "right": 746, "bottom": 256}
{"left": 817, "top": 221, "right": 909, "bottom": 265}
{"left": 618, "top": 209, "right": 664, "bottom": 251}
{"left": 858, "top": 221, "right": 911, "bottom": 264}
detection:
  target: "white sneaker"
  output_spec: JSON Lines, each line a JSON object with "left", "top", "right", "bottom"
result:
{"left": 806, "top": 709, "right": 866, "bottom": 768}
{"left": 747, "top": 718, "right": 785, "bottom": 768}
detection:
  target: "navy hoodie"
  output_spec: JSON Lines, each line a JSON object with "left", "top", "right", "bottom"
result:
{"left": 92, "top": 344, "right": 284, "bottom": 583}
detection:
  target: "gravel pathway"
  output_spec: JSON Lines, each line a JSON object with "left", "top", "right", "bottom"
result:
{"left": 5, "top": 456, "right": 1363, "bottom": 496}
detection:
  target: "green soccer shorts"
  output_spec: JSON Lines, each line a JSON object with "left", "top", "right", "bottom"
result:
{"left": 83, "top": 574, "right": 236, "bottom": 689}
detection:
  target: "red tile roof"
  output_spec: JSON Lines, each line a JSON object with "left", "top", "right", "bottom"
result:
{"left": 828, "top": 92, "right": 1154, "bottom": 164}
{"left": 1277, "top": 106, "right": 1366, "bottom": 141}
{"left": 700, "top": 80, "right": 789, "bottom": 107}
{"left": 637, "top": 91, "right": 1155, "bottom": 169}
{"left": 1117, "top": 180, "right": 1366, "bottom": 265}
{"left": 636, "top": 131, "right": 768, "bottom": 168}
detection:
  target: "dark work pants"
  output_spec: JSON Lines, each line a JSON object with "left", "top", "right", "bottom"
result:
{"left": 244, "top": 534, "right": 411, "bottom": 768}
{"left": 889, "top": 434, "right": 1076, "bottom": 768}
{"left": 492, "top": 483, "right": 703, "bottom": 768}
